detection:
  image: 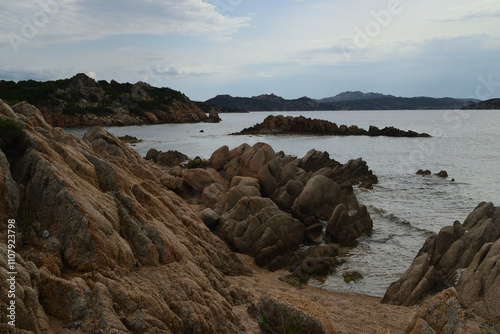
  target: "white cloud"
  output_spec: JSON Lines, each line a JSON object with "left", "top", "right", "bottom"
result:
{"left": 0, "top": 0, "right": 251, "bottom": 48}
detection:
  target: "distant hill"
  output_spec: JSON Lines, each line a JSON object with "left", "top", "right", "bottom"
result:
{"left": 318, "top": 91, "right": 395, "bottom": 103}
{"left": 205, "top": 94, "right": 320, "bottom": 112}
{"left": 320, "top": 97, "right": 479, "bottom": 110}
{"left": 195, "top": 101, "right": 243, "bottom": 113}
{"left": 463, "top": 98, "right": 500, "bottom": 110}
{"left": 0, "top": 74, "right": 216, "bottom": 127}
{"left": 204, "top": 92, "right": 479, "bottom": 112}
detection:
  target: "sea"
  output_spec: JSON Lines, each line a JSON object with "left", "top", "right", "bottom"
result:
{"left": 66, "top": 109, "right": 500, "bottom": 297}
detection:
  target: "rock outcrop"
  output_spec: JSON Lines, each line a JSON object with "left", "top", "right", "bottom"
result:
{"left": 206, "top": 108, "right": 222, "bottom": 123}
{"left": 0, "top": 99, "right": 250, "bottom": 333}
{"left": 145, "top": 148, "right": 188, "bottom": 167}
{"left": 382, "top": 202, "right": 500, "bottom": 329}
{"left": 159, "top": 142, "right": 376, "bottom": 271}
{"left": 235, "top": 115, "right": 431, "bottom": 137}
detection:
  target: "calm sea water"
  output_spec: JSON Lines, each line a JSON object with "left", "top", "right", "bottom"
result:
{"left": 67, "top": 110, "right": 500, "bottom": 297}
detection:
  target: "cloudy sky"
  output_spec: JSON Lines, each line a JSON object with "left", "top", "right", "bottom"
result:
{"left": 1, "top": 0, "right": 499, "bottom": 101}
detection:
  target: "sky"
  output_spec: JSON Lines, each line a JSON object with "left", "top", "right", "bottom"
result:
{"left": 1, "top": 0, "right": 499, "bottom": 101}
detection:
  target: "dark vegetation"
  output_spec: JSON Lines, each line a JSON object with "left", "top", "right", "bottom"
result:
{"left": 463, "top": 98, "right": 500, "bottom": 110}
{"left": 195, "top": 101, "right": 243, "bottom": 113}
{"left": 0, "top": 74, "right": 195, "bottom": 118}
{"left": 0, "top": 118, "right": 24, "bottom": 157}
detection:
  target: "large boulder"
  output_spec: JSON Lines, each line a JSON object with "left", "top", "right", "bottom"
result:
{"left": 292, "top": 175, "right": 341, "bottom": 225}
{"left": 224, "top": 142, "right": 276, "bottom": 179}
{"left": 225, "top": 185, "right": 262, "bottom": 211}
{"left": 202, "top": 182, "right": 228, "bottom": 215}
{"left": 198, "top": 207, "right": 220, "bottom": 228}
{"left": 182, "top": 167, "right": 227, "bottom": 193}
{"left": 326, "top": 204, "right": 373, "bottom": 246}
{"left": 209, "top": 145, "right": 230, "bottom": 171}
{"left": 219, "top": 196, "right": 304, "bottom": 265}
{"left": 230, "top": 175, "right": 261, "bottom": 190}
{"left": 145, "top": 148, "right": 189, "bottom": 167}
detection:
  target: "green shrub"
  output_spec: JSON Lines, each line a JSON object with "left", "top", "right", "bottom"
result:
{"left": 0, "top": 118, "right": 24, "bottom": 150}
{"left": 258, "top": 308, "right": 304, "bottom": 334}
{"left": 16, "top": 205, "right": 37, "bottom": 234}
{"left": 251, "top": 295, "right": 327, "bottom": 334}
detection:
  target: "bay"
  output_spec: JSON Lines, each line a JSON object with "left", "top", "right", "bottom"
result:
{"left": 67, "top": 109, "right": 500, "bottom": 296}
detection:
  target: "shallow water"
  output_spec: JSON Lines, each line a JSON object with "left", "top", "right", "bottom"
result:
{"left": 67, "top": 109, "right": 500, "bottom": 297}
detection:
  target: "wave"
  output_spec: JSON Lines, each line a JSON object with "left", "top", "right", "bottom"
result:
{"left": 368, "top": 204, "right": 434, "bottom": 236}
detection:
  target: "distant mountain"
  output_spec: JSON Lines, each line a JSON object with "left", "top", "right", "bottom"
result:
{"left": 320, "top": 96, "right": 479, "bottom": 110}
{"left": 318, "top": 91, "right": 395, "bottom": 103}
{"left": 204, "top": 92, "right": 479, "bottom": 112}
{"left": 0, "top": 73, "right": 217, "bottom": 127}
{"left": 463, "top": 98, "right": 500, "bottom": 110}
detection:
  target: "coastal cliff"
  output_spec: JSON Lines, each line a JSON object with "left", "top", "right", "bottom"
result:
{"left": 0, "top": 74, "right": 215, "bottom": 127}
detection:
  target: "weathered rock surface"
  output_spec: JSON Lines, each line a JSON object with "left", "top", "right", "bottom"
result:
{"left": 0, "top": 99, "right": 250, "bottom": 333}
{"left": 383, "top": 202, "right": 500, "bottom": 330}
{"left": 326, "top": 204, "right": 373, "bottom": 246}
{"left": 292, "top": 175, "right": 341, "bottom": 223}
{"left": 219, "top": 196, "right": 305, "bottom": 266}
{"left": 404, "top": 288, "right": 484, "bottom": 334}
{"left": 198, "top": 207, "right": 220, "bottom": 227}
{"left": 236, "top": 115, "right": 431, "bottom": 137}
{"left": 457, "top": 237, "right": 500, "bottom": 329}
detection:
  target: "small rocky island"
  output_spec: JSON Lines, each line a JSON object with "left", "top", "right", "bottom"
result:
{"left": 235, "top": 115, "right": 431, "bottom": 137}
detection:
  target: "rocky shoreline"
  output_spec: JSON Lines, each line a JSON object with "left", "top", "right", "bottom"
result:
{"left": 235, "top": 115, "right": 431, "bottom": 137}
{"left": 1, "top": 100, "right": 498, "bottom": 333}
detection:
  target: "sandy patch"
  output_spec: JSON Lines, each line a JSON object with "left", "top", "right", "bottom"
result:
{"left": 229, "top": 253, "right": 417, "bottom": 334}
